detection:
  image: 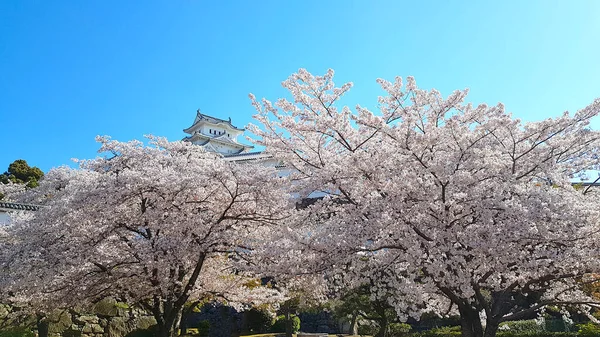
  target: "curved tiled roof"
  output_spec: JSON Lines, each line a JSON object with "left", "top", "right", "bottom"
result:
{"left": 184, "top": 110, "right": 245, "bottom": 133}
{"left": 0, "top": 202, "right": 40, "bottom": 211}
{"left": 223, "top": 151, "right": 267, "bottom": 158}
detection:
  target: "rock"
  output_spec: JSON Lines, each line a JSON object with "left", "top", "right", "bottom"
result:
{"left": 79, "top": 316, "right": 100, "bottom": 324}
{"left": 92, "top": 324, "right": 105, "bottom": 333}
{"left": 0, "top": 304, "right": 10, "bottom": 319}
{"left": 133, "top": 316, "right": 156, "bottom": 330}
{"left": 93, "top": 299, "right": 119, "bottom": 317}
{"left": 48, "top": 309, "right": 73, "bottom": 333}
{"left": 82, "top": 324, "right": 94, "bottom": 333}
{"left": 106, "top": 317, "right": 128, "bottom": 337}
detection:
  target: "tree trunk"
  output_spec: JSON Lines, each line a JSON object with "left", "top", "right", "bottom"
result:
{"left": 459, "top": 307, "right": 484, "bottom": 337}
{"left": 349, "top": 312, "right": 359, "bottom": 335}
{"left": 483, "top": 320, "right": 499, "bottom": 337}
{"left": 36, "top": 314, "right": 49, "bottom": 337}
{"left": 375, "top": 316, "right": 388, "bottom": 337}
{"left": 155, "top": 307, "right": 182, "bottom": 337}
{"left": 285, "top": 311, "right": 293, "bottom": 337}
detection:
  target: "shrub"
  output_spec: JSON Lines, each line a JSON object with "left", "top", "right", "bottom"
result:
{"left": 389, "top": 322, "right": 411, "bottom": 336}
{"left": 577, "top": 322, "right": 600, "bottom": 337}
{"left": 417, "top": 331, "right": 579, "bottom": 337}
{"left": 196, "top": 320, "right": 210, "bottom": 337}
{"left": 499, "top": 320, "right": 544, "bottom": 333}
{"left": 545, "top": 319, "right": 573, "bottom": 332}
{"left": 0, "top": 327, "right": 35, "bottom": 337}
{"left": 245, "top": 307, "right": 273, "bottom": 333}
{"left": 430, "top": 326, "right": 461, "bottom": 333}
{"left": 270, "top": 315, "right": 300, "bottom": 333}
{"left": 417, "top": 329, "right": 461, "bottom": 337}
{"left": 357, "top": 324, "right": 377, "bottom": 336}
{"left": 497, "top": 332, "right": 578, "bottom": 337}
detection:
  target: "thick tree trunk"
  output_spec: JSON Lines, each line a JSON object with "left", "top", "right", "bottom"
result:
{"left": 373, "top": 304, "right": 389, "bottom": 337}
{"left": 36, "top": 314, "right": 49, "bottom": 337}
{"left": 459, "top": 307, "right": 484, "bottom": 337}
{"left": 374, "top": 316, "right": 388, "bottom": 337}
{"left": 483, "top": 320, "right": 499, "bottom": 337}
{"left": 349, "top": 312, "right": 359, "bottom": 335}
{"left": 285, "top": 311, "right": 293, "bottom": 337}
{"left": 156, "top": 315, "right": 180, "bottom": 337}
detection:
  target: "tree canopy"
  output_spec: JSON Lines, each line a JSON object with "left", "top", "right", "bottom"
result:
{"left": 0, "top": 159, "right": 44, "bottom": 188}
{"left": 0, "top": 136, "right": 288, "bottom": 337}
{"left": 0, "top": 160, "right": 44, "bottom": 199}
{"left": 249, "top": 69, "right": 600, "bottom": 337}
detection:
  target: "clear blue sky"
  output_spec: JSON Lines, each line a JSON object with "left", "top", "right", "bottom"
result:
{"left": 1, "top": 0, "right": 599, "bottom": 173}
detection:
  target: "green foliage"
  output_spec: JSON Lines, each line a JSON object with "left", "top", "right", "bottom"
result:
{"left": 417, "top": 326, "right": 462, "bottom": 337}
{"left": 500, "top": 320, "right": 545, "bottom": 333}
{"left": 0, "top": 160, "right": 44, "bottom": 199}
{"left": 270, "top": 315, "right": 300, "bottom": 333}
{"left": 577, "top": 322, "right": 600, "bottom": 337}
{"left": 429, "top": 326, "right": 461, "bottom": 334}
{"left": 416, "top": 329, "right": 581, "bottom": 337}
{"left": 245, "top": 307, "right": 273, "bottom": 333}
{"left": 357, "top": 324, "right": 378, "bottom": 336}
{"left": 388, "top": 322, "right": 411, "bottom": 336}
{"left": 496, "top": 332, "right": 578, "bottom": 337}
{"left": 545, "top": 319, "right": 573, "bottom": 332}
{"left": 196, "top": 320, "right": 210, "bottom": 337}
{"left": 0, "top": 327, "right": 35, "bottom": 337}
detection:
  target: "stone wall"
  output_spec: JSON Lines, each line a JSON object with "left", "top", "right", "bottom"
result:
{"left": 46, "top": 299, "right": 156, "bottom": 337}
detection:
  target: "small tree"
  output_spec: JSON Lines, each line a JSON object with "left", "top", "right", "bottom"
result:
{"left": 249, "top": 69, "right": 600, "bottom": 337}
{"left": 0, "top": 160, "right": 43, "bottom": 199}
{"left": 0, "top": 136, "right": 287, "bottom": 337}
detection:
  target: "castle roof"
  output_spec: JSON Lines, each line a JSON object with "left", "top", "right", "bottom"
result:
{"left": 0, "top": 202, "right": 40, "bottom": 212}
{"left": 183, "top": 110, "right": 245, "bottom": 134}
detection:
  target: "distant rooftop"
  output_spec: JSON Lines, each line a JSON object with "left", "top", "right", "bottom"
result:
{"left": 184, "top": 109, "right": 245, "bottom": 133}
{"left": 0, "top": 201, "right": 40, "bottom": 211}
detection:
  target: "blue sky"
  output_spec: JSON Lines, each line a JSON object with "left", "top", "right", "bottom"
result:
{"left": 1, "top": 0, "right": 599, "bottom": 173}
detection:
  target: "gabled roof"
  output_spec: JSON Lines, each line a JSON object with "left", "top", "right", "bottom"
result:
{"left": 0, "top": 202, "right": 40, "bottom": 211}
{"left": 183, "top": 110, "right": 245, "bottom": 133}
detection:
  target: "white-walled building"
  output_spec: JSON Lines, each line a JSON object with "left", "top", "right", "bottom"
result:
{"left": 182, "top": 110, "right": 282, "bottom": 167}
{"left": 0, "top": 202, "right": 39, "bottom": 224}
{"left": 182, "top": 110, "right": 255, "bottom": 155}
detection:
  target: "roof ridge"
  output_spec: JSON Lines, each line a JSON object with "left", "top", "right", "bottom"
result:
{"left": 0, "top": 201, "right": 41, "bottom": 211}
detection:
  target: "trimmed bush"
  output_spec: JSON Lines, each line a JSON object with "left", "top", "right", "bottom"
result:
{"left": 0, "top": 327, "right": 35, "bottom": 337}
{"left": 416, "top": 331, "right": 579, "bottom": 337}
{"left": 577, "top": 322, "right": 600, "bottom": 337}
{"left": 545, "top": 319, "right": 573, "bottom": 332}
{"left": 245, "top": 308, "right": 273, "bottom": 333}
{"left": 499, "top": 320, "right": 544, "bottom": 333}
{"left": 271, "top": 315, "right": 300, "bottom": 333}
{"left": 197, "top": 320, "right": 210, "bottom": 337}
{"left": 357, "top": 324, "right": 377, "bottom": 336}
{"left": 389, "top": 323, "right": 411, "bottom": 336}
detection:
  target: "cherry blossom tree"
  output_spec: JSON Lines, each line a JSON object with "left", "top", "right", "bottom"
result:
{"left": 249, "top": 69, "right": 600, "bottom": 337}
{"left": 0, "top": 136, "right": 288, "bottom": 337}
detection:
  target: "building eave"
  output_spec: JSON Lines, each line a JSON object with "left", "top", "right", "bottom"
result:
{"left": 0, "top": 202, "right": 40, "bottom": 212}
{"left": 183, "top": 111, "right": 245, "bottom": 134}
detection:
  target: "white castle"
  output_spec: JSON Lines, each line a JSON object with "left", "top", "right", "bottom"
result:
{"left": 182, "top": 110, "right": 278, "bottom": 165}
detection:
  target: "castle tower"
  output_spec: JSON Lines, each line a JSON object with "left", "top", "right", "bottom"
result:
{"left": 182, "top": 109, "right": 254, "bottom": 155}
